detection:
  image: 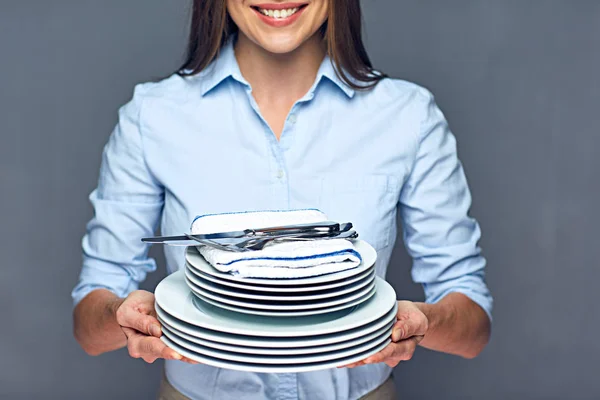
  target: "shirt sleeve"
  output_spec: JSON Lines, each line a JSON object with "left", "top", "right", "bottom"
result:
{"left": 399, "top": 88, "right": 493, "bottom": 321}
{"left": 71, "top": 84, "right": 164, "bottom": 307}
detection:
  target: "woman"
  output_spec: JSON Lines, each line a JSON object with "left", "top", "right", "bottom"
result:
{"left": 72, "top": 1, "right": 492, "bottom": 399}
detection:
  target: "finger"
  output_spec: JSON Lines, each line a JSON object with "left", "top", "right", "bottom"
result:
{"left": 121, "top": 326, "right": 139, "bottom": 340}
{"left": 140, "top": 336, "right": 182, "bottom": 362}
{"left": 159, "top": 343, "right": 185, "bottom": 361}
{"left": 134, "top": 298, "right": 157, "bottom": 315}
{"left": 124, "top": 328, "right": 146, "bottom": 359}
{"left": 181, "top": 357, "right": 200, "bottom": 365}
{"left": 338, "top": 362, "right": 358, "bottom": 368}
{"left": 157, "top": 342, "right": 199, "bottom": 364}
{"left": 124, "top": 327, "right": 190, "bottom": 363}
{"left": 364, "top": 337, "right": 419, "bottom": 365}
{"left": 127, "top": 333, "right": 180, "bottom": 363}
{"left": 118, "top": 306, "right": 162, "bottom": 337}
{"left": 338, "top": 360, "right": 365, "bottom": 368}
{"left": 391, "top": 317, "right": 427, "bottom": 342}
{"left": 363, "top": 342, "right": 399, "bottom": 364}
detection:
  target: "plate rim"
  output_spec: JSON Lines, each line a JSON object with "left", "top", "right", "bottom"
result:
{"left": 185, "top": 266, "right": 376, "bottom": 301}
{"left": 155, "top": 302, "right": 397, "bottom": 347}
{"left": 190, "top": 285, "right": 376, "bottom": 317}
{"left": 184, "top": 270, "right": 376, "bottom": 310}
{"left": 186, "top": 262, "right": 375, "bottom": 293}
{"left": 161, "top": 335, "right": 391, "bottom": 373}
{"left": 155, "top": 270, "right": 397, "bottom": 337}
{"left": 160, "top": 317, "right": 394, "bottom": 356}
{"left": 185, "top": 271, "right": 376, "bottom": 310}
{"left": 161, "top": 324, "right": 392, "bottom": 364}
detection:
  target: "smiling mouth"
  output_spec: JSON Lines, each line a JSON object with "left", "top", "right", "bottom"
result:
{"left": 251, "top": 4, "right": 308, "bottom": 20}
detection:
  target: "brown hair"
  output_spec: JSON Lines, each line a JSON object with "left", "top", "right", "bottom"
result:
{"left": 178, "top": 0, "right": 386, "bottom": 90}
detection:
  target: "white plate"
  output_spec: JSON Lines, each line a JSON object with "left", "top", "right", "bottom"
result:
{"left": 185, "top": 266, "right": 376, "bottom": 301}
{"left": 156, "top": 302, "right": 397, "bottom": 348}
{"left": 190, "top": 284, "right": 376, "bottom": 317}
{"left": 185, "top": 274, "right": 376, "bottom": 311}
{"left": 162, "top": 324, "right": 391, "bottom": 365}
{"left": 185, "top": 239, "right": 376, "bottom": 286}
{"left": 186, "top": 262, "right": 375, "bottom": 293}
{"left": 160, "top": 318, "right": 394, "bottom": 356}
{"left": 155, "top": 271, "right": 397, "bottom": 337}
{"left": 161, "top": 335, "right": 390, "bottom": 373}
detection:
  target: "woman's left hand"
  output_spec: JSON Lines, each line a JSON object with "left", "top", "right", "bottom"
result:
{"left": 341, "top": 300, "right": 429, "bottom": 368}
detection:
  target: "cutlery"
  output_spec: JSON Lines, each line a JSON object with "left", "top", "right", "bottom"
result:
{"left": 185, "top": 229, "right": 358, "bottom": 252}
{"left": 142, "top": 222, "right": 352, "bottom": 246}
{"left": 225, "top": 223, "right": 353, "bottom": 251}
{"left": 242, "top": 230, "right": 359, "bottom": 251}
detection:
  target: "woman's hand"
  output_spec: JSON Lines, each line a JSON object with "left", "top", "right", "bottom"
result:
{"left": 115, "top": 290, "right": 198, "bottom": 364}
{"left": 342, "top": 300, "right": 429, "bottom": 368}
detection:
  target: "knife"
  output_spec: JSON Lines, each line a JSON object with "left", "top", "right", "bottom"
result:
{"left": 142, "top": 221, "right": 352, "bottom": 244}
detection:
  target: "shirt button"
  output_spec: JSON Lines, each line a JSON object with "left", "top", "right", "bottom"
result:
{"left": 277, "top": 169, "right": 285, "bottom": 179}
{"left": 288, "top": 114, "right": 297, "bottom": 124}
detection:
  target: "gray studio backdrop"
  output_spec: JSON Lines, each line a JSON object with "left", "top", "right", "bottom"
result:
{"left": 1, "top": 1, "right": 599, "bottom": 399}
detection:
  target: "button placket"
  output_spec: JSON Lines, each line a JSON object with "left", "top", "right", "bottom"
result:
{"left": 279, "top": 104, "right": 302, "bottom": 151}
{"left": 242, "top": 87, "right": 290, "bottom": 207}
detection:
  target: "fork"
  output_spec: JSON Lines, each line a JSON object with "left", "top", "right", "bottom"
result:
{"left": 184, "top": 234, "right": 239, "bottom": 252}
{"left": 186, "top": 230, "right": 358, "bottom": 252}
{"left": 227, "top": 222, "right": 354, "bottom": 251}
{"left": 244, "top": 230, "right": 359, "bottom": 251}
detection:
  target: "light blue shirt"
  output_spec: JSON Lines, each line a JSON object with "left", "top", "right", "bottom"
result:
{"left": 72, "top": 38, "right": 492, "bottom": 400}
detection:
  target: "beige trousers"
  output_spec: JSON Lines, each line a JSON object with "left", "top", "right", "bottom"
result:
{"left": 158, "top": 374, "right": 397, "bottom": 400}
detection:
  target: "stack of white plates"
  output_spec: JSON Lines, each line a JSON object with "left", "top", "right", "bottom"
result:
{"left": 184, "top": 240, "right": 378, "bottom": 317}
{"left": 156, "top": 240, "right": 398, "bottom": 372}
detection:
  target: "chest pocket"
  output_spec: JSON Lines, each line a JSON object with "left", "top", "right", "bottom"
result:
{"left": 318, "top": 174, "right": 400, "bottom": 251}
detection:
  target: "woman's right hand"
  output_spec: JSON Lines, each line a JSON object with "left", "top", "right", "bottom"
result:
{"left": 115, "top": 290, "right": 198, "bottom": 364}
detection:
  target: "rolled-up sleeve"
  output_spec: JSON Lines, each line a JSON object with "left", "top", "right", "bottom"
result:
{"left": 71, "top": 85, "right": 164, "bottom": 307}
{"left": 399, "top": 89, "right": 492, "bottom": 321}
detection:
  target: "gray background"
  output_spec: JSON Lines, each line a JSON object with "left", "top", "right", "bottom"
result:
{"left": 1, "top": 0, "right": 599, "bottom": 399}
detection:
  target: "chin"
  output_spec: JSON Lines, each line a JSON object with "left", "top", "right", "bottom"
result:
{"left": 228, "top": 0, "right": 327, "bottom": 56}
{"left": 253, "top": 34, "right": 305, "bottom": 54}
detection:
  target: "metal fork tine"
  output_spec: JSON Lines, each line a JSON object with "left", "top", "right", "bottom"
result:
{"left": 184, "top": 234, "right": 247, "bottom": 252}
{"left": 244, "top": 230, "right": 358, "bottom": 251}
{"left": 184, "top": 230, "right": 358, "bottom": 252}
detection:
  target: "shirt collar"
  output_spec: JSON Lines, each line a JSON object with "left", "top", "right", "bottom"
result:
{"left": 199, "top": 37, "right": 355, "bottom": 99}
{"left": 315, "top": 55, "right": 355, "bottom": 98}
{"left": 199, "top": 38, "right": 249, "bottom": 96}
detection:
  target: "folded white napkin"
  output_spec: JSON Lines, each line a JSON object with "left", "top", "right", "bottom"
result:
{"left": 191, "top": 209, "right": 328, "bottom": 234}
{"left": 190, "top": 210, "right": 362, "bottom": 279}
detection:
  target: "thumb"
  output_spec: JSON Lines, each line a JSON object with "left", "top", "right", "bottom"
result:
{"left": 391, "top": 318, "right": 426, "bottom": 342}
{"left": 119, "top": 306, "right": 162, "bottom": 337}
{"left": 136, "top": 314, "right": 162, "bottom": 338}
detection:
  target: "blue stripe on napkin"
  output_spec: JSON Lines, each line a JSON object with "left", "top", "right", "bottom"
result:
{"left": 190, "top": 208, "right": 323, "bottom": 228}
{"left": 219, "top": 249, "right": 363, "bottom": 266}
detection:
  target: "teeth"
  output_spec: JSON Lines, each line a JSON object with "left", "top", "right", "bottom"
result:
{"left": 258, "top": 7, "right": 300, "bottom": 19}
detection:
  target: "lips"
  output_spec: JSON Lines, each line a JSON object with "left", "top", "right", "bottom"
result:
{"left": 251, "top": 3, "right": 309, "bottom": 26}
{"left": 255, "top": 7, "right": 300, "bottom": 19}
{"left": 252, "top": 2, "right": 308, "bottom": 11}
